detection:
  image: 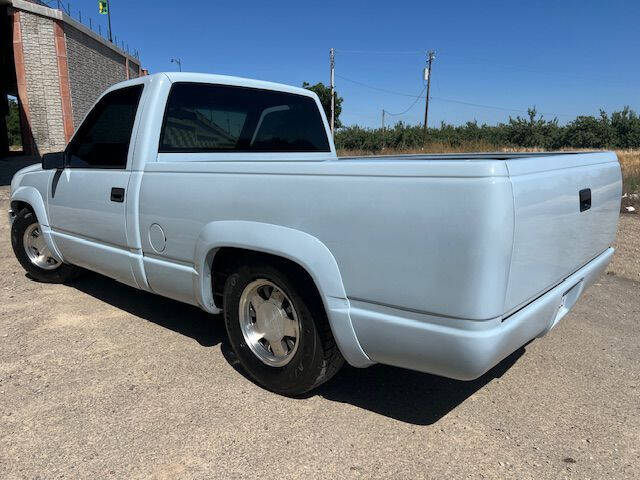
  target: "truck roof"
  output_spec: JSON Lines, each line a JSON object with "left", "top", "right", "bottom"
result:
{"left": 145, "top": 72, "right": 317, "bottom": 98}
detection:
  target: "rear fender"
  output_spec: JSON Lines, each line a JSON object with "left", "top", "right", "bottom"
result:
{"left": 193, "top": 220, "right": 372, "bottom": 367}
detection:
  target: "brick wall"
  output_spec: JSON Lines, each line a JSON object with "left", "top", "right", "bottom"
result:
{"left": 19, "top": 11, "right": 66, "bottom": 153}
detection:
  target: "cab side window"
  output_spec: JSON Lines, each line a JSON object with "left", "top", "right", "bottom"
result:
{"left": 67, "top": 85, "right": 143, "bottom": 169}
{"left": 159, "top": 83, "right": 330, "bottom": 153}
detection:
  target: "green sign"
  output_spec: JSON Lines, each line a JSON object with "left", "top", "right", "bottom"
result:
{"left": 98, "top": 0, "right": 108, "bottom": 15}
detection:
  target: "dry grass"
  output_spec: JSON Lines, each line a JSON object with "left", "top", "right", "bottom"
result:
{"left": 339, "top": 140, "right": 500, "bottom": 157}
{"left": 617, "top": 150, "right": 640, "bottom": 195}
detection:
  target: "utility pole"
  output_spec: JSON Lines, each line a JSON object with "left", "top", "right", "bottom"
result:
{"left": 381, "top": 109, "right": 386, "bottom": 149}
{"left": 106, "top": 0, "right": 113, "bottom": 42}
{"left": 423, "top": 50, "right": 435, "bottom": 136}
{"left": 330, "top": 48, "right": 335, "bottom": 136}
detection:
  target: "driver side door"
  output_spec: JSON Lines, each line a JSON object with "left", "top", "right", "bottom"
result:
{"left": 48, "top": 85, "right": 144, "bottom": 287}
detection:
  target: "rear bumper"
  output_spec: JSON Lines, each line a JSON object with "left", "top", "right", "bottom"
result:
{"left": 350, "top": 247, "right": 614, "bottom": 380}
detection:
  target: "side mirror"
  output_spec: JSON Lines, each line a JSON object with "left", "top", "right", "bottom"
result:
{"left": 42, "top": 151, "right": 65, "bottom": 170}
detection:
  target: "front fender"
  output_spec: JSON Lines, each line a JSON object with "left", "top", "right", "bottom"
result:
{"left": 193, "top": 220, "right": 372, "bottom": 368}
{"left": 12, "top": 185, "right": 50, "bottom": 226}
{"left": 11, "top": 186, "right": 63, "bottom": 262}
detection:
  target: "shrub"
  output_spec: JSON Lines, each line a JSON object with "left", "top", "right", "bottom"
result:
{"left": 334, "top": 107, "right": 640, "bottom": 153}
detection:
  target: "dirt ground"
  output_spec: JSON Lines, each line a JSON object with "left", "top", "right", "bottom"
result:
{"left": 608, "top": 214, "right": 640, "bottom": 280}
{"left": 0, "top": 177, "right": 638, "bottom": 479}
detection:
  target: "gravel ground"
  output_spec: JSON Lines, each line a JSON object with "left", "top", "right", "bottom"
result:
{"left": 608, "top": 214, "right": 640, "bottom": 281}
{"left": 0, "top": 178, "right": 639, "bottom": 479}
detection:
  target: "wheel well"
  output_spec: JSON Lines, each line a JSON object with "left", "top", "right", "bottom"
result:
{"left": 11, "top": 201, "right": 34, "bottom": 216}
{"left": 211, "top": 247, "right": 325, "bottom": 314}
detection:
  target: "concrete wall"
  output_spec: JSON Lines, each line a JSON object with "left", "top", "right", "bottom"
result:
{"left": 128, "top": 59, "right": 139, "bottom": 80}
{"left": 18, "top": 11, "right": 66, "bottom": 153}
{"left": 8, "top": 0, "right": 143, "bottom": 155}
{"left": 64, "top": 23, "right": 128, "bottom": 128}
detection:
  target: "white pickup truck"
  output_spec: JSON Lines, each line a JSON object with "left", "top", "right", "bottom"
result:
{"left": 9, "top": 73, "right": 621, "bottom": 395}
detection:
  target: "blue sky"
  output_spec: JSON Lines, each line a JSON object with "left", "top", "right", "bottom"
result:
{"left": 67, "top": 0, "right": 639, "bottom": 128}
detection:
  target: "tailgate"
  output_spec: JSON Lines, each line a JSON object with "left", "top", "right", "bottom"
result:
{"left": 504, "top": 152, "right": 621, "bottom": 314}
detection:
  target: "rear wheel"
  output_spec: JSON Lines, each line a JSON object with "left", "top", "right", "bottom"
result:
{"left": 11, "top": 208, "right": 80, "bottom": 283}
{"left": 223, "top": 261, "right": 343, "bottom": 396}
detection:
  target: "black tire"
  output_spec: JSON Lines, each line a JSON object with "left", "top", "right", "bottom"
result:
{"left": 11, "top": 208, "right": 81, "bottom": 283}
{"left": 223, "top": 261, "right": 344, "bottom": 396}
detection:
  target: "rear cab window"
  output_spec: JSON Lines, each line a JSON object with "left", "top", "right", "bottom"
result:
{"left": 159, "top": 83, "right": 330, "bottom": 153}
{"left": 67, "top": 85, "right": 143, "bottom": 169}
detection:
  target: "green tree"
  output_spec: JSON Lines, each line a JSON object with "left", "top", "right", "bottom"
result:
{"left": 611, "top": 106, "right": 640, "bottom": 149}
{"left": 561, "top": 110, "right": 615, "bottom": 148}
{"left": 302, "top": 82, "right": 343, "bottom": 129}
{"left": 6, "top": 97, "right": 22, "bottom": 148}
{"left": 333, "top": 107, "right": 640, "bottom": 153}
{"left": 505, "top": 107, "right": 560, "bottom": 148}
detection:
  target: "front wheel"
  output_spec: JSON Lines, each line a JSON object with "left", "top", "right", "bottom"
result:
{"left": 223, "top": 261, "right": 343, "bottom": 396}
{"left": 11, "top": 208, "right": 80, "bottom": 283}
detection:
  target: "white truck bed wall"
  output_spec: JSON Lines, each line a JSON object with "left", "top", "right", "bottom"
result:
{"left": 504, "top": 152, "right": 621, "bottom": 314}
{"left": 139, "top": 157, "right": 514, "bottom": 321}
{"left": 139, "top": 151, "right": 620, "bottom": 326}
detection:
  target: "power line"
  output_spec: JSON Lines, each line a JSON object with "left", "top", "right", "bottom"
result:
{"left": 342, "top": 111, "right": 383, "bottom": 122}
{"left": 335, "top": 49, "right": 627, "bottom": 85}
{"left": 382, "top": 84, "right": 427, "bottom": 131}
{"left": 439, "top": 52, "right": 565, "bottom": 73}
{"left": 336, "top": 73, "right": 573, "bottom": 117}
{"left": 437, "top": 51, "right": 628, "bottom": 85}
{"left": 336, "top": 74, "right": 419, "bottom": 98}
{"left": 385, "top": 85, "right": 427, "bottom": 116}
{"left": 430, "top": 96, "right": 572, "bottom": 117}
{"left": 335, "top": 49, "right": 423, "bottom": 55}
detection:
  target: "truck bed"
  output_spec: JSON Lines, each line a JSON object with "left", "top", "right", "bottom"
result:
{"left": 143, "top": 150, "right": 620, "bottom": 323}
{"left": 345, "top": 151, "right": 619, "bottom": 313}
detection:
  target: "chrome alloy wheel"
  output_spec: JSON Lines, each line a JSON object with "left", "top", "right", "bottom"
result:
{"left": 22, "top": 223, "right": 60, "bottom": 270}
{"left": 238, "top": 279, "right": 301, "bottom": 367}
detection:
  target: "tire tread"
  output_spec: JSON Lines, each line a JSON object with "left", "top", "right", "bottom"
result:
{"left": 223, "top": 260, "right": 343, "bottom": 395}
{"left": 11, "top": 208, "right": 80, "bottom": 283}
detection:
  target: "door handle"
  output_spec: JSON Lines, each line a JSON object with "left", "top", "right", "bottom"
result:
{"left": 110, "top": 187, "right": 125, "bottom": 203}
{"left": 579, "top": 188, "right": 591, "bottom": 212}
